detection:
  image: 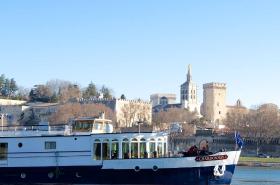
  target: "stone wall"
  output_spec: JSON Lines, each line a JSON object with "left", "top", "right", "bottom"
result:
{"left": 0, "top": 99, "right": 26, "bottom": 105}
{"left": 79, "top": 98, "right": 152, "bottom": 128}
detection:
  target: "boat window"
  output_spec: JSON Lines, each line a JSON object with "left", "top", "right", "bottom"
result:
{"left": 73, "top": 121, "right": 93, "bottom": 132}
{"left": 45, "top": 141, "right": 56, "bottom": 150}
{"left": 149, "top": 139, "right": 156, "bottom": 158}
{"left": 131, "top": 138, "right": 138, "bottom": 159}
{"left": 140, "top": 138, "right": 147, "bottom": 158}
{"left": 157, "top": 142, "right": 163, "bottom": 157}
{"left": 93, "top": 140, "right": 101, "bottom": 160}
{"left": 164, "top": 142, "right": 167, "bottom": 157}
{"left": 0, "top": 143, "right": 8, "bottom": 160}
{"left": 111, "top": 139, "right": 119, "bottom": 159}
{"left": 122, "top": 138, "right": 129, "bottom": 159}
{"left": 102, "top": 139, "right": 110, "bottom": 160}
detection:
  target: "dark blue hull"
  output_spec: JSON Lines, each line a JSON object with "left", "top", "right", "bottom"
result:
{"left": 0, "top": 165, "right": 236, "bottom": 185}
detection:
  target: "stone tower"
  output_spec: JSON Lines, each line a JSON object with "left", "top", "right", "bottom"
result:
{"left": 202, "top": 83, "right": 226, "bottom": 123}
{"left": 180, "top": 65, "right": 199, "bottom": 113}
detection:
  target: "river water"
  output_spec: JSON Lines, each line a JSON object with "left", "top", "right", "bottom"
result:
{"left": 231, "top": 166, "right": 280, "bottom": 185}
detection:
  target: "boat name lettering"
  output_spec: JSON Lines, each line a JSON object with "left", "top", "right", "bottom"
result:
{"left": 195, "top": 155, "right": 228, "bottom": 162}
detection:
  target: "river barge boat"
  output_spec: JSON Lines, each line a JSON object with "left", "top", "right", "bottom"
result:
{"left": 0, "top": 114, "right": 242, "bottom": 185}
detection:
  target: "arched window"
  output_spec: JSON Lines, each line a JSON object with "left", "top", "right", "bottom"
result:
{"left": 149, "top": 138, "right": 156, "bottom": 158}
{"left": 93, "top": 139, "right": 101, "bottom": 160}
{"left": 160, "top": 97, "right": 168, "bottom": 105}
{"left": 111, "top": 139, "right": 119, "bottom": 159}
{"left": 163, "top": 141, "right": 167, "bottom": 157}
{"left": 140, "top": 138, "right": 147, "bottom": 158}
{"left": 157, "top": 138, "right": 163, "bottom": 157}
{"left": 102, "top": 139, "right": 110, "bottom": 160}
{"left": 131, "top": 138, "right": 138, "bottom": 159}
{"left": 122, "top": 138, "right": 129, "bottom": 159}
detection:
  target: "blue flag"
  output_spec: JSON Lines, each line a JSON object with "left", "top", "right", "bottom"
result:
{"left": 235, "top": 131, "right": 244, "bottom": 149}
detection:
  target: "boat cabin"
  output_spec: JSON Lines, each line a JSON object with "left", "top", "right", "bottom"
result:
{"left": 72, "top": 113, "right": 113, "bottom": 134}
{"left": 91, "top": 132, "right": 168, "bottom": 160}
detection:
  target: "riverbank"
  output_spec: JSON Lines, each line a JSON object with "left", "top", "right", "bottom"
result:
{"left": 238, "top": 157, "right": 280, "bottom": 167}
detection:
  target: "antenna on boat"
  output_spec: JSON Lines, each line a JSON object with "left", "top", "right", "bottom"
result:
{"left": 136, "top": 120, "right": 143, "bottom": 134}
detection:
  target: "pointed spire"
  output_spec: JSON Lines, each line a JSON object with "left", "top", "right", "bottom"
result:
{"left": 187, "top": 64, "right": 192, "bottom": 82}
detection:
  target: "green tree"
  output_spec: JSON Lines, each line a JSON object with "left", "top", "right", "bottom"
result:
{"left": 1, "top": 78, "right": 11, "bottom": 97}
{"left": 120, "top": 94, "right": 126, "bottom": 100}
{"left": 0, "top": 74, "right": 5, "bottom": 91}
{"left": 100, "top": 85, "right": 113, "bottom": 99}
{"left": 10, "top": 78, "right": 18, "bottom": 96}
{"left": 83, "top": 82, "right": 98, "bottom": 99}
{"left": 29, "top": 85, "right": 52, "bottom": 102}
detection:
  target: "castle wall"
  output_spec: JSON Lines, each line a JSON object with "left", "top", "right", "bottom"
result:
{"left": 79, "top": 98, "right": 152, "bottom": 128}
{"left": 0, "top": 99, "right": 26, "bottom": 106}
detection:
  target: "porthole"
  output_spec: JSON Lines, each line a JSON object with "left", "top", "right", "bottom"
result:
{"left": 75, "top": 172, "right": 82, "bottom": 178}
{"left": 18, "top": 143, "right": 23, "bottom": 148}
{"left": 20, "top": 173, "right": 26, "bottom": 179}
{"left": 134, "top": 166, "right": 140, "bottom": 172}
{"left": 48, "top": 172, "right": 54, "bottom": 179}
{"left": 153, "top": 165, "right": 158, "bottom": 171}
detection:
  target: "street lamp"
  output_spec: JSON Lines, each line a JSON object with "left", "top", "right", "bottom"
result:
{"left": 137, "top": 120, "right": 143, "bottom": 134}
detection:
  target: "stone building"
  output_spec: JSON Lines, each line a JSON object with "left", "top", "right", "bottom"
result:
{"left": 79, "top": 98, "right": 152, "bottom": 128}
{"left": 226, "top": 99, "right": 248, "bottom": 114}
{"left": 180, "top": 64, "right": 200, "bottom": 113}
{"left": 25, "top": 103, "right": 59, "bottom": 122}
{"left": 0, "top": 99, "right": 27, "bottom": 126}
{"left": 151, "top": 64, "right": 200, "bottom": 114}
{"left": 201, "top": 83, "right": 227, "bottom": 123}
{"left": 0, "top": 99, "right": 26, "bottom": 106}
{"left": 150, "top": 93, "right": 176, "bottom": 107}
{"left": 201, "top": 83, "right": 248, "bottom": 125}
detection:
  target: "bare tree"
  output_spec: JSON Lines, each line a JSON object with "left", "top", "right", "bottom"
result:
{"left": 121, "top": 102, "right": 138, "bottom": 127}
{"left": 153, "top": 108, "right": 196, "bottom": 125}
{"left": 16, "top": 86, "right": 30, "bottom": 100}
{"left": 120, "top": 101, "right": 151, "bottom": 127}
{"left": 225, "top": 108, "right": 249, "bottom": 133}
{"left": 225, "top": 103, "right": 280, "bottom": 155}
{"left": 46, "top": 79, "right": 72, "bottom": 95}
{"left": 49, "top": 103, "right": 115, "bottom": 125}
{"left": 58, "top": 84, "right": 82, "bottom": 103}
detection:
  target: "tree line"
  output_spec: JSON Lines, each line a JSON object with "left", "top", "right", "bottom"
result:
{"left": 29, "top": 80, "right": 114, "bottom": 103}
{"left": 152, "top": 108, "right": 206, "bottom": 136}
{"left": 0, "top": 74, "right": 115, "bottom": 103}
{"left": 0, "top": 74, "right": 18, "bottom": 98}
{"left": 225, "top": 103, "right": 280, "bottom": 154}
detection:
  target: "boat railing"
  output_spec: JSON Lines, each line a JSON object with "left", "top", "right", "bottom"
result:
{"left": 0, "top": 124, "right": 72, "bottom": 136}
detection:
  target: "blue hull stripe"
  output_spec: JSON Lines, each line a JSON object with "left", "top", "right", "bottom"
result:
{"left": 0, "top": 165, "right": 236, "bottom": 185}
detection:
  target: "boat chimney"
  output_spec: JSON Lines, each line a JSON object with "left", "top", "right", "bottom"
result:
{"left": 99, "top": 112, "right": 105, "bottom": 119}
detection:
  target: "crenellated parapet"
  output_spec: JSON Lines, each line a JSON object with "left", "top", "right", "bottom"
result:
{"left": 78, "top": 98, "right": 150, "bottom": 105}
{"left": 116, "top": 98, "right": 151, "bottom": 105}
{"left": 203, "top": 82, "right": 226, "bottom": 90}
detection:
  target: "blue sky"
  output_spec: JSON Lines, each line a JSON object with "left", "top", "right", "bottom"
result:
{"left": 0, "top": 0, "right": 280, "bottom": 107}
